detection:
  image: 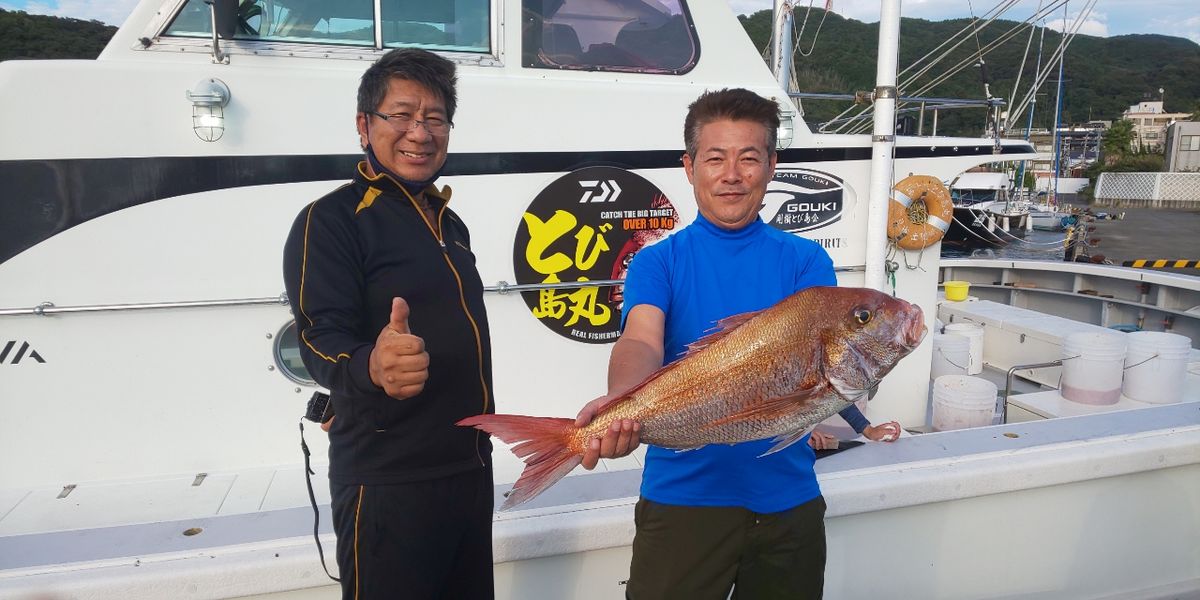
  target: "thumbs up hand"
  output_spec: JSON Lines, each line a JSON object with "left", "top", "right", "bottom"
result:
{"left": 369, "top": 297, "right": 430, "bottom": 400}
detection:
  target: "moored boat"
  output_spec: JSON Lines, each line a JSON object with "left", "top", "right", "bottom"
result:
{"left": 944, "top": 172, "right": 1031, "bottom": 248}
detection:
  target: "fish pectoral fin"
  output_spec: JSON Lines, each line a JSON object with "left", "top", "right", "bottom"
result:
{"left": 760, "top": 426, "right": 816, "bottom": 457}
{"left": 684, "top": 309, "right": 763, "bottom": 355}
{"left": 699, "top": 390, "right": 816, "bottom": 432}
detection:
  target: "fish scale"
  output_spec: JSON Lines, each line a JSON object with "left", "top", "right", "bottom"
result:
{"left": 459, "top": 286, "right": 926, "bottom": 509}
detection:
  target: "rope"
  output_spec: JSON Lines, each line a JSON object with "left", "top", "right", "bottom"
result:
{"left": 946, "top": 208, "right": 1068, "bottom": 253}
{"left": 1010, "top": 0, "right": 1098, "bottom": 126}
{"left": 836, "top": 0, "right": 1031, "bottom": 134}
{"left": 1008, "top": 0, "right": 1044, "bottom": 123}
{"left": 792, "top": 0, "right": 831, "bottom": 58}
{"left": 833, "top": 0, "right": 1069, "bottom": 134}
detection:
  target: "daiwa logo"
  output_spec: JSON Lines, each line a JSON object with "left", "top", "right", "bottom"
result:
{"left": 762, "top": 169, "right": 846, "bottom": 233}
{"left": 1, "top": 341, "right": 46, "bottom": 364}
{"left": 577, "top": 180, "right": 622, "bottom": 203}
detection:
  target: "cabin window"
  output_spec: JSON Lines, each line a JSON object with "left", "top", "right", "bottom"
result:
{"left": 382, "top": 0, "right": 490, "bottom": 52}
{"left": 165, "top": 0, "right": 375, "bottom": 46}
{"left": 1181, "top": 135, "right": 1200, "bottom": 151}
{"left": 521, "top": 0, "right": 698, "bottom": 74}
{"left": 274, "top": 321, "right": 315, "bottom": 385}
{"left": 163, "top": 0, "right": 490, "bottom": 53}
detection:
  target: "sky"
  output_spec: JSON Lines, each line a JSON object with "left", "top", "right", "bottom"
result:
{"left": 1, "top": 0, "right": 1197, "bottom": 45}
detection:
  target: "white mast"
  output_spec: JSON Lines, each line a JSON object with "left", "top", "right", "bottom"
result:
{"left": 864, "top": 0, "right": 901, "bottom": 291}
{"left": 771, "top": 0, "right": 795, "bottom": 93}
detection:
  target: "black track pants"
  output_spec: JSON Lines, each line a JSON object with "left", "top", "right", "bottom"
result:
{"left": 331, "top": 467, "right": 494, "bottom": 600}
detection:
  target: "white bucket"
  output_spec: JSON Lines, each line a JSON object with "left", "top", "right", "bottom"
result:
{"left": 931, "top": 333, "right": 970, "bottom": 380}
{"left": 932, "top": 375, "right": 998, "bottom": 432}
{"left": 1061, "top": 332, "right": 1127, "bottom": 405}
{"left": 1122, "top": 331, "right": 1191, "bottom": 404}
{"left": 944, "top": 323, "right": 984, "bottom": 374}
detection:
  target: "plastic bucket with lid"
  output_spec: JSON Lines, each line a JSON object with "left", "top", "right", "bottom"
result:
{"left": 931, "top": 332, "right": 970, "bottom": 380}
{"left": 944, "top": 280, "right": 970, "bottom": 301}
{"left": 1061, "top": 332, "right": 1126, "bottom": 405}
{"left": 944, "top": 322, "right": 984, "bottom": 375}
{"left": 932, "top": 375, "right": 997, "bottom": 431}
{"left": 1122, "top": 331, "right": 1191, "bottom": 404}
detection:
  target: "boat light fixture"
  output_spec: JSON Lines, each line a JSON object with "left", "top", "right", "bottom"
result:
{"left": 185, "top": 78, "right": 231, "bottom": 142}
{"left": 777, "top": 112, "right": 795, "bottom": 150}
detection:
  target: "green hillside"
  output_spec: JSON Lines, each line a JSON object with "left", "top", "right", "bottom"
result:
{"left": 0, "top": 9, "right": 116, "bottom": 61}
{"left": 739, "top": 9, "right": 1200, "bottom": 136}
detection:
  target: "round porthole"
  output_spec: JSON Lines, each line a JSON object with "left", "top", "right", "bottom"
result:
{"left": 273, "top": 321, "right": 315, "bottom": 385}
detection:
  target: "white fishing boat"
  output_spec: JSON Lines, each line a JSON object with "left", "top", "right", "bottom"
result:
{"left": 944, "top": 172, "right": 1031, "bottom": 248}
{"left": 1, "top": 0, "right": 1196, "bottom": 599}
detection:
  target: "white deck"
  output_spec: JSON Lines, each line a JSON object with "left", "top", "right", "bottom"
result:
{"left": 3, "top": 405, "right": 1198, "bottom": 599}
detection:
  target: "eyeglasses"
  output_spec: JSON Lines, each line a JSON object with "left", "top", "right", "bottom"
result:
{"left": 369, "top": 110, "right": 453, "bottom": 136}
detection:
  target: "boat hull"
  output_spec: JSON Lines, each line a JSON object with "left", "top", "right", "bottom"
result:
{"left": 944, "top": 204, "right": 1028, "bottom": 248}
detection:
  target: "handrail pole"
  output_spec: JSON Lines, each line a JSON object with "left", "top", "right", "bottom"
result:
{"left": 1003, "top": 360, "right": 1062, "bottom": 423}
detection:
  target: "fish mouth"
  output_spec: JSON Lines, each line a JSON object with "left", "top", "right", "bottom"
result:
{"left": 900, "top": 305, "right": 927, "bottom": 350}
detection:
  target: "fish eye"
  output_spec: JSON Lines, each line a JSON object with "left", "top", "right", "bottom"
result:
{"left": 854, "top": 309, "right": 872, "bottom": 325}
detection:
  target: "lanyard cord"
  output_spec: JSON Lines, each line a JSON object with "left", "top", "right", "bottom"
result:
{"left": 299, "top": 420, "right": 340, "bottom": 582}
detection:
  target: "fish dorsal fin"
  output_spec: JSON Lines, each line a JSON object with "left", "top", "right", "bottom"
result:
{"left": 760, "top": 426, "right": 816, "bottom": 457}
{"left": 684, "top": 309, "right": 763, "bottom": 356}
{"left": 699, "top": 389, "right": 819, "bottom": 432}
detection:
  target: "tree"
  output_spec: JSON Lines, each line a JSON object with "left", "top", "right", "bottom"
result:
{"left": 1101, "top": 120, "right": 1135, "bottom": 163}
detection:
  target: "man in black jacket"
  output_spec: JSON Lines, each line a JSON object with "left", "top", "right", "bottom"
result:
{"left": 282, "top": 48, "right": 494, "bottom": 599}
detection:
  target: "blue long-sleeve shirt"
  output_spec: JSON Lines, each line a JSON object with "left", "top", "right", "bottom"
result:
{"left": 621, "top": 213, "right": 839, "bottom": 513}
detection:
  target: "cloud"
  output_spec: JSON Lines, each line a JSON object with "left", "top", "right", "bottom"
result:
{"left": 3, "top": 0, "right": 138, "bottom": 25}
{"left": 1149, "top": 15, "right": 1200, "bottom": 44}
{"left": 1046, "top": 10, "right": 1109, "bottom": 38}
{"left": 726, "top": 0, "right": 771, "bottom": 17}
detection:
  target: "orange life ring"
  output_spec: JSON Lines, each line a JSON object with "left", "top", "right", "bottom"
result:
{"left": 887, "top": 175, "right": 953, "bottom": 251}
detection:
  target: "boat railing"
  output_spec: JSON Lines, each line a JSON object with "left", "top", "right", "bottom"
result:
{"left": 792, "top": 92, "right": 1004, "bottom": 137}
{"left": 0, "top": 265, "right": 870, "bottom": 317}
{"left": 1003, "top": 360, "right": 1063, "bottom": 423}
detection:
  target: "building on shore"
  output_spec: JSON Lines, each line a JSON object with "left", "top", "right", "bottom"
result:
{"left": 1164, "top": 121, "right": 1200, "bottom": 172}
{"left": 1121, "top": 100, "right": 1192, "bottom": 152}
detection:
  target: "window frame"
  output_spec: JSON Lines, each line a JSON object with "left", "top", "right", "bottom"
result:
{"left": 142, "top": 0, "right": 503, "bottom": 65}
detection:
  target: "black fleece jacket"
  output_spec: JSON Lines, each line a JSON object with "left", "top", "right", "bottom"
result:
{"left": 282, "top": 163, "right": 493, "bottom": 485}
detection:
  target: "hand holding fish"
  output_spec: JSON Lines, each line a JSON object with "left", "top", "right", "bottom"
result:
{"left": 575, "top": 396, "right": 641, "bottom": 470}
{"left": 369, "top": 297, "right": 430, "bottom": 400}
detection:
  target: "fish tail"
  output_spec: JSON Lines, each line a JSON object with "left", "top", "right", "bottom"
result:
{"left": 457, "top": 414, "right": 581, "bottom": 510}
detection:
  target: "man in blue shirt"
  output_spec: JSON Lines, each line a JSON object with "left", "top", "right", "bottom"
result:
{"left": 575, "top": 88, "right": 837, "bottom": 599}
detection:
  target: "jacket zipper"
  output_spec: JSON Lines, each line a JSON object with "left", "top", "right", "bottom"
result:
{"left": 400, "top": 185, "right": 491, "bottom": 468}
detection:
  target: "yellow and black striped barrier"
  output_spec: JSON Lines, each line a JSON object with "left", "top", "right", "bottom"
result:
{"left": 1123, "top": 259, "right": 1200, "bottom": 269}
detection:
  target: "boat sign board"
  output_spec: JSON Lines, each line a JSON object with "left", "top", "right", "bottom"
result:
{"left": 512, "top": 167, "right": 678, "bottom": 344}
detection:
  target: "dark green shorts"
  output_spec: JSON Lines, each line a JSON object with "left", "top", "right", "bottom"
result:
{"left": 627, "top": 495, "right": 827, "bottom": 600}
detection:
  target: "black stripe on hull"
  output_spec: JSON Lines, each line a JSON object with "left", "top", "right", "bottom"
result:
{"left": 0, "top": 143, "right": 1033, "bottom": 264}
